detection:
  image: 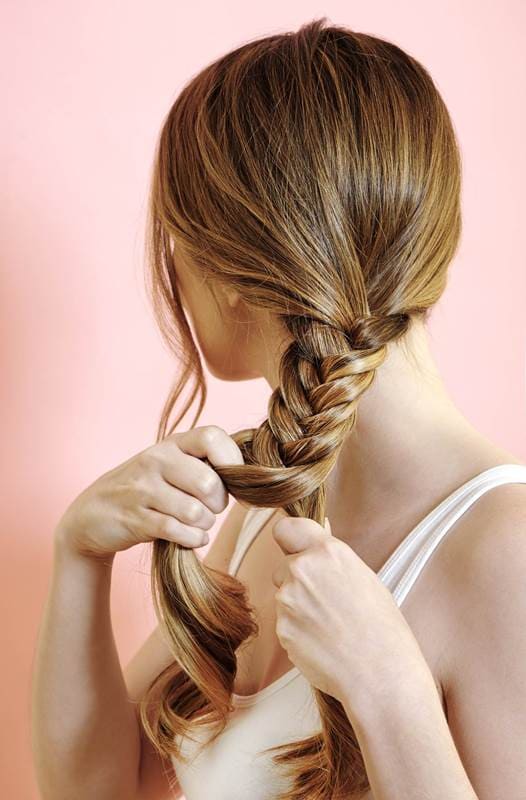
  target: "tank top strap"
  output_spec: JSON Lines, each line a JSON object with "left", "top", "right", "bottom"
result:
{"left": 228, "top": 506, "right": 278, "bottom": 576}
{"left": 227, "top": 464, "right": 526, "bottom": 604}
{"left": 388, "top": 463, "right": 526, "bottom": 607}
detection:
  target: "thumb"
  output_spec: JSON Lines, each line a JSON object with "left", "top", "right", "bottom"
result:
{"left": 272, "top": 515, "right": 332, "bottom": 555}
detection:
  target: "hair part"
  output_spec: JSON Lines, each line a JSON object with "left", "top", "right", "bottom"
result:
{"left": 139, "top": 16, "right": 462, "bottom": 798}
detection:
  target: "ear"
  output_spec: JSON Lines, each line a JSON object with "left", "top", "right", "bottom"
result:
{"left": 204, "top": 280, "right": 242, "bottom": 324}
{"left": 222, "top": 285, "right": 242, "bottom": 309}
{"left": 213, "top": 279, "right": 241, "bottom": 309}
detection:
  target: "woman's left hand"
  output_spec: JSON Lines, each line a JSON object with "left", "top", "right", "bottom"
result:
{"left": 271, "top": 515, "right": 433, "bottom": 708}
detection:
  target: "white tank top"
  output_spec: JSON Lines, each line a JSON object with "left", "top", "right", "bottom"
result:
{"left": 172, "top": 463, "right": 526, "bottom": 799}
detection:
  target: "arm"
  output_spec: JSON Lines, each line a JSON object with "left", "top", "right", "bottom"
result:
{"left": 31, "top": 539, "right": 141, "bottom": 800}
{"left": 341, "top": 485, "right": 526, "bottom": 800}
{"left": 342, "top": 669, "right": 478, "bottom": 800}
{"left": 31, "top": 499, "right": 248, "bottom": 800}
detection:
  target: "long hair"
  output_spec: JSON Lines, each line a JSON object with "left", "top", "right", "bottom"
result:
{"left": 138, "top": 17, "right": 462, "bottom": 798}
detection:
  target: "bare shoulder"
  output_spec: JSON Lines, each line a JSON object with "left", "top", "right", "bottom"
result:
{"left": 434, "top": 480, "right": 526, "bottom": 627}
{"left": 439, "top": 479, "right": 526, "bottom": 595}
{"left": 429, "top": 481, "right": 526, "bottom": 796}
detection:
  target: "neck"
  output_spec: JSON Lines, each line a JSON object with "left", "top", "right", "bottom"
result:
{"left": 265, "top": 318, "right": 514, "bottom": 544}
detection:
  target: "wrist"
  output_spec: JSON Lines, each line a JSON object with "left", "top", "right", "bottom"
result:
{"left": 53, "top": 527, "right": 116, "bottom": 568}
{"left": 340, "top": 663, "right": 440, "bottom": 738}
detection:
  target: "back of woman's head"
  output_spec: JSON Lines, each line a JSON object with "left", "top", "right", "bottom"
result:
{"left": 140, "top": 17, "right": 462, "bottom": 798}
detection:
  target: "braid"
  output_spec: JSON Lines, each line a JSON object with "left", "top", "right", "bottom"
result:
{"left": 142, "top": 308, "right": 414, "bottom": 795}
{"left": 225, "top": 311, "right": 412, "bottom": 522}
{"left": 229, "top": 309, "right": 413, "bottom": 799}
{"left": 142, "top": 14, "right": 462, "bottom": 800}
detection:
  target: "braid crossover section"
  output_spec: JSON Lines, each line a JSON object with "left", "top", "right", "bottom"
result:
{"left": 224, "top": 311, "right": 412, "bottom": 516}
{"left": 141, "top": 309, "right": 413, "bottom": 798}
{"left": 139, "top": 14, "right": 462, "bottom": 798}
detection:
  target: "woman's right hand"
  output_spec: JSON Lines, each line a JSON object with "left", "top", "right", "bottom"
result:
{"left": 54, "top": 425, "right": 244, "bottom": 559}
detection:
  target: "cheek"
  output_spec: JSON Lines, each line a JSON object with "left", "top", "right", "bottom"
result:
{"left": 177, "top": 276, "right": 214, "bottom": 339}
{"left": 187, "top": 302, "right": 247, "bottom": 379}
{"left": 177, "top": 277, "right": 257, "bottom": 380}
{"left": 201, "top": 325, "right": 253, "bottom": 380}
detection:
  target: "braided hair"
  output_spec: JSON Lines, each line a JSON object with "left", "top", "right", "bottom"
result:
{"left": 140, "top": 17, "right": 461, "bottom": 799}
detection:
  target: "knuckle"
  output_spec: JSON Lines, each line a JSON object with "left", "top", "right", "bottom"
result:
{"left": 134, "top": 486, "right": 151, "bottom": 508}
{"left": 197, "top": 471, "right": 219, "bottom": 495}
{"left": 320, "top": 538, "right": 332, "bottom": 555}
{"left": 158, "top": 515, "right": 177, "bottom": 537}
{"left": 124, "top": 476, "right": 150, "bottom": 506}
{"left": 275, "top": 586, "right": 290, "bottom": 607}
{"left": 185, "top": 499, "right": 202, "bottom": 523}
{"left": 275, "top": 617, "right": 289, "bottom": 642}
{"left": 200, "top": 425, "right": 225, "bottom": 445}
{"left": 288, "top": 559, "right": 303, "bottom": 579}
{"left": 136, "top": 449, "right": 157, "bottom": 471}
{"left": 324, "top": 538, "right": 341, "bottom": 558}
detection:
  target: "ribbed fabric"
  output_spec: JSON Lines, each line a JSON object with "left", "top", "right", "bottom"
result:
{"left": 172, "top": 463, "right": 526, "bottom": 799}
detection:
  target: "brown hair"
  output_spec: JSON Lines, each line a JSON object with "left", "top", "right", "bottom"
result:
{"left": 139, "top": 17, "right": 462, "bottom": 798}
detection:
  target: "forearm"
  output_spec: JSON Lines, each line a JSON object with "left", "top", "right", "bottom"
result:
{"left": 31, "top": 534, "right": 141, "bottom": 800}
{"left": 342, "top": 669, "right": 478, "bottom": 800}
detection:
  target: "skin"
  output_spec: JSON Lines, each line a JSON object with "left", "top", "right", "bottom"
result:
{"left": 31, "top": 241, "right": 526, "bottom": 800}
{"left": 176, "top": 246, "right": 526, "bottom": 799}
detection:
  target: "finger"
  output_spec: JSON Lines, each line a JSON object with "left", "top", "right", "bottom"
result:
{"left": 146, "top": 479, "right": 216, "bottom": 530}
{"left": 174, "top": 425, "right": 245, "bottom": 468}
{"left": 272, "top": 516, "right": 330, "bottom": 555}
{"left": 271, "top": 560, "right": 288, "bottom": 588}
{"left": 166, "top": 425, "right": 244, "bottom": 511}
{"left": 160, "top": 453, "right": 228, "bottom": 514}
{"left": 141, "top": 508, "right": 209, "bottom": 548}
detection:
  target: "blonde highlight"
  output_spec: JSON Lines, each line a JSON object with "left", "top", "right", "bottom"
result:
{"left": 138, "top": 17, "right": 462, "bottom": 798}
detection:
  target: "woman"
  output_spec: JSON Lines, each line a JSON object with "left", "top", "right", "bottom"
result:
{"left": 31, "top": 17, "right": 526, "bottom": 800}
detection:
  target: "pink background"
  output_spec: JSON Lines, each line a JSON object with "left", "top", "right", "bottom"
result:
{"left": 2, "top": 2, "right": 525, "bottom": 797}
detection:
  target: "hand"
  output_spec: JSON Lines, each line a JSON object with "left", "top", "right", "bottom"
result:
{"left": 271, "top": 516, "right": 432, "bottom": 709}
{"left": 54, "top": 426, "right": 243, "bottom": 559}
